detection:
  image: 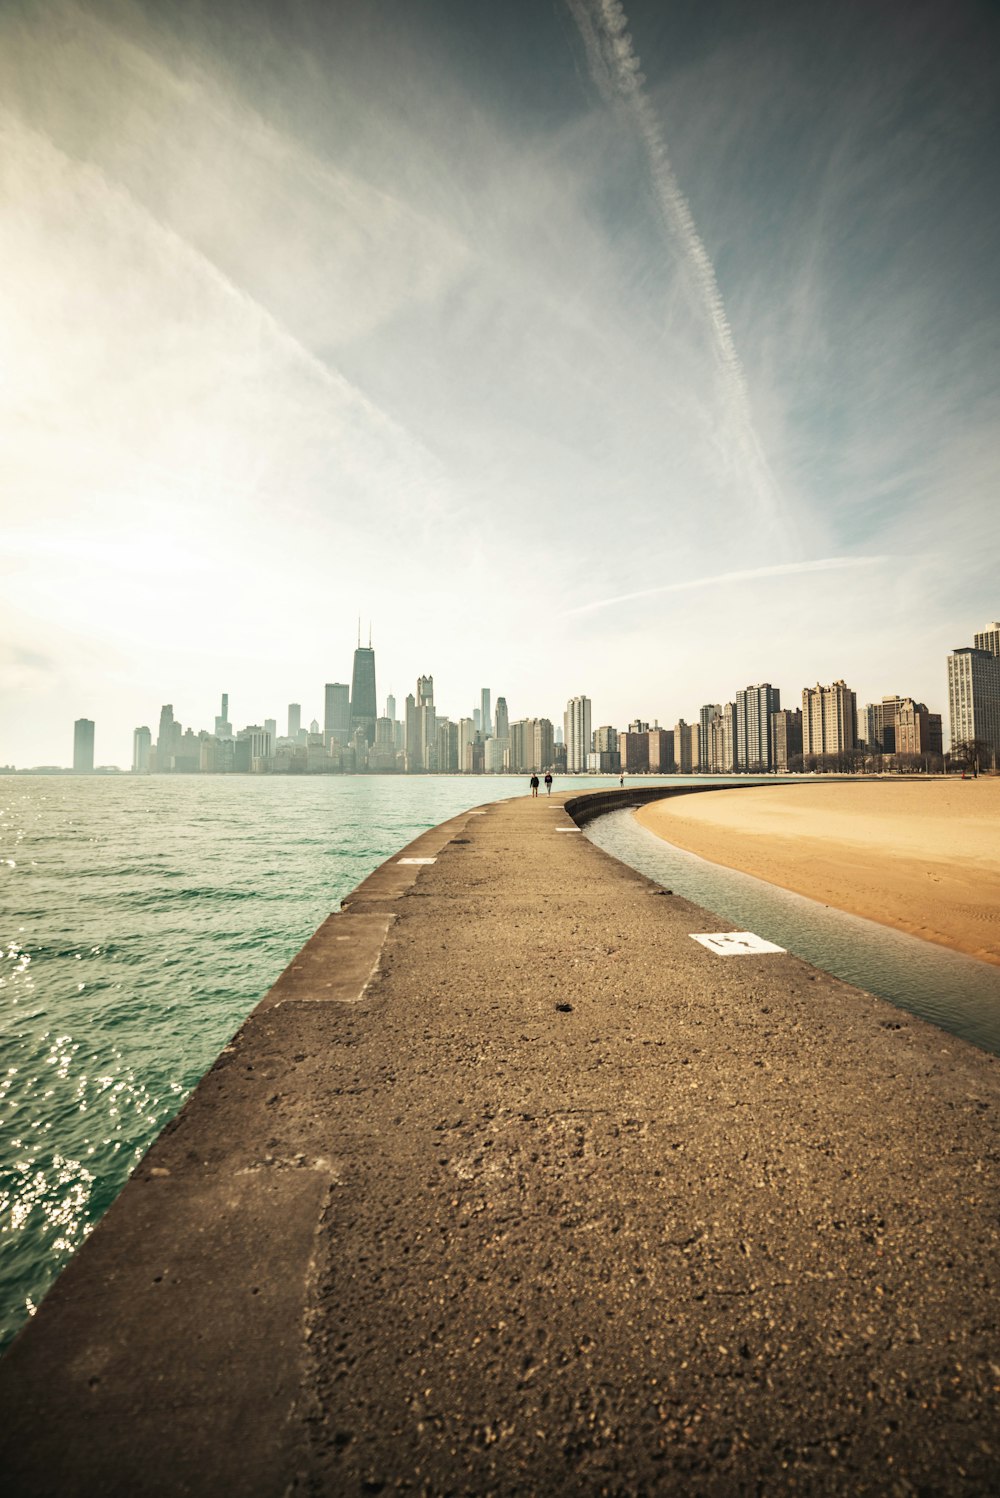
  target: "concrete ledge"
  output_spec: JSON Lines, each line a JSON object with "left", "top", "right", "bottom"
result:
{"left": 2, "top": 789, "right": 998, "bottom": 1495}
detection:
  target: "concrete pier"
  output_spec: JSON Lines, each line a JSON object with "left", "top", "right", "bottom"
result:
{"left": 2, "top": 788, "right": 999, "bottom": 1495}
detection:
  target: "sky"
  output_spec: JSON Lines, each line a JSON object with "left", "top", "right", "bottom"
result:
{"left": 2, "top": 0, "right": 999, "bottom": 765}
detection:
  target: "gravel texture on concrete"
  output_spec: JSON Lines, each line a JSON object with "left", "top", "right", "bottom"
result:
{"left": 1, "top": 788, "right": 999, "bottom": 1496}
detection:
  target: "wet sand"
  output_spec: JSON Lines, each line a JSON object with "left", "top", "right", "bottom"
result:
{"left": 636, "top": 778, "right": 1000, "bottom": 966}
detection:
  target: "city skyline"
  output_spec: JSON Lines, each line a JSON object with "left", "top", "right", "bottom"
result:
{"left": 2, "top": 1, "right": 999, "bottom": 766}
{"left": 19, "top": 606, "right": 995, "bottom": 772}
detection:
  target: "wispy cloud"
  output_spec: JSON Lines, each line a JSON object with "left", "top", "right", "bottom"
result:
{"left": 565, "top": 0, "right": 787, "bottom": 542}
{"left": 564, "top": 556, "right": 888, "bottom": 617}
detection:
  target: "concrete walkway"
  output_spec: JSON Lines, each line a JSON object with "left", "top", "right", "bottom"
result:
{"left": 2, "top": 789, "right": 999, "bottom": 1495}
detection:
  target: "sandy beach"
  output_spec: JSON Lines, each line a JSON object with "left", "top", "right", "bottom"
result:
{"left": 636, "top": 778, "right": 1000, "bottom": 966}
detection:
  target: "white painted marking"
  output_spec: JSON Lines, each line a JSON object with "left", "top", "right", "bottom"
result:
{"left": 690, "top": 931, "right": 785, "bottom": 956}
{"left": 555, "top": 827, "right": 582, "bottom": 833}
{"left": 398, "top": 857, "right": 437, "bottom": 865}
{"left": 468, "top": 810, "right": 487, "bottom": 815}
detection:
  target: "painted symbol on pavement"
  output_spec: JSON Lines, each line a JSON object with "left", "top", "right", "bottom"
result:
{"left": 690, "top": 931, "right": 785, "bottom": 956}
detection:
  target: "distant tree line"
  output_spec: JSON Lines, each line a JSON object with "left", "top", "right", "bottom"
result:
{"left": 785, "top": 749, "right": 948, "bottom": 775}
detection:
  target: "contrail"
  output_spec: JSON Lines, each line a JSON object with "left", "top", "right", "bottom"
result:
{"left": 565, "top": 0, "right": 784, "bottom": 536}
{"left": 564, "top": 557, "right": 886, "bottom": 617}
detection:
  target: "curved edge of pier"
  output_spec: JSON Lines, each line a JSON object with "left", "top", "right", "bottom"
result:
{"left": 1, "top": 786, "right": 998, "bottom": 1496}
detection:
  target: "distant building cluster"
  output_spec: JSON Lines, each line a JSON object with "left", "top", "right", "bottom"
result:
{"left": 50, "top": 618, "right": 1000, "bottom": 776}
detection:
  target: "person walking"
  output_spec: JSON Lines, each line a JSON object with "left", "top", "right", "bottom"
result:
{"left": 529, "top": 774, "right": 540, "bottom": 797}
{"left": 619, "top": 772, "right": 625, "bottom": 787}
{"left": 544, "top": 772, "right": 553, "bottom": 795}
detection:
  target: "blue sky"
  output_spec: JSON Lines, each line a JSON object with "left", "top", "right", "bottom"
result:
{"left": 1, "top": 0, "right": 998, "bottom": 764}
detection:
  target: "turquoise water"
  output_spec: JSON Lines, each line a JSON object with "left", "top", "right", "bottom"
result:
{"left": 0, "top": 773, "right": 638, "bottom": 1352}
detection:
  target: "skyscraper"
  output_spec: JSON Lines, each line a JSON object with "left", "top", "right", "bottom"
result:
{"left": 563, "top": 695, "right": 592, "bottom": 773}
{"left": 700, "top": 705, "right": 723, "bottom": 763}
{"left": 480, "top": 688, "right": 492, "bottom": 740}
{"left": 707, "top": 706, "right": 737, "bottom": 774}
{"left": 859, "top": 695, "right": 906, "bottom": 754}
{"left": 771, "top": 709, "right": 802, "bottom": 773}
{"left": 735, "top": 684, "right": 780, "bottom": 771}
{"left": 494, "top": 696, "right": 509, "bottom": 743}
{"left": 457, "top": 716, "right": 476, "bottom": 771}
{"left": 324, "top": 683, "right": 351, "bottom": 747}
{"left": 214, "top": 694, "right": 232, "bottom": 739}
{"left": 350, "top": 634, "right": 378, "bottom": 746}
{"left": 287, "top": 703, "right": 301, "bottom": 740}
{"left": 973, "top": 622, "right": 1000, "bottom": 657}
{"left": 73, "top": 718, "right": 94, "bottom": 773}
{"left": 948, "top": 647, "right": 1000, "bottom": 767}
{"left": 673, "top": 720, "right": 694, "bottom": 774}
{"left": 802, "top": 681, "right": 857, "bottom": 757}
{"left": 132, "top": 726, "right": 151, "bottom": 773}
{"left": 156, "top": 704, "right": 178, "bottom": 772}
{"left": 386, "top": 694, "right": 396, "bottom": 723}
{"left": 647, "top": 727, "right": 674, "bottom": 773}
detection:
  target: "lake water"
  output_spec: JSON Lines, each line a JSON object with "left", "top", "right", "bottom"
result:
{"left": 4, "top": 773, "right": 997, "bottom": 1354}
{"left": 0, "top": 772, "right": 647, "bottom": 1352}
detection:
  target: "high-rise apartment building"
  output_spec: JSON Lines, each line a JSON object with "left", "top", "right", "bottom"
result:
{"left": 287, "top": 703, "right": 301, "bottom": 740}
{"left": 947, "top": 648, "right": 1000, "bottom": 766}
{"left": 73, "top": 718, "right": 94, "bottom": 773}
{"left": 802, "top": 681, "right": 857, "bottom": 757}
{"left": 673, "top": 720, "right": 697, "bottom": 774}
{"left": 350, "top": 639, "right": 378, "bottom": 746}
{"left": 619, "top": 731, "right": 650, "bottom": 773}
{"left": 973, "top": 622, "right": 1000, "bottom": 657}
{"left": 532, "top": 718, "right": 555, "bottom": 772}
{"left": 700, "top": 705, "right": 722, "bottom": 761}
{"left": 369, "top": 717, "right": 398, "bottom": 773}
{"left": 735, "top": 684, "right": 780, "bottom": 771}
{"left": 324, "top": 683, "right": 351, "bottom": 747}
{"left": 432, "top": 718, "right": 455, "bottom": 773}
{"left": 563, "top": 695, "right": 592, "bottom": 773}
{"left": 771, "top": 709, "right": 803, "bottom": 773}
{"left": 484, "top": 736, "right": 507, "bottom": 773}
{"left": 647, "top": 728, "right": 674, "bottom": 773}
{"left": 508, "top": 719, "right": 553, "bottom": 772}
{"left": 707, "top": 705, "right": 736, "bottom": 773}
{"left": 859, "top": 695, "right": 906, "bottom": 754}
{"left": 480, "top": 688, "right": 492, "bottom": 740}
{"left": 132, "top": 725, "right": 151, "bottom": 773}
{"left": 403, "top": 677, "right": 436, "bottom": 770}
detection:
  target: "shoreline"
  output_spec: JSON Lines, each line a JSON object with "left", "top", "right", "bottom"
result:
{"left": 635, "top": 779, "right": 1000, "bottom": 967}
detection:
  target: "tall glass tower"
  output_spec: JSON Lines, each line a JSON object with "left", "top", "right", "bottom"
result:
{"left": 73, "top": 718, "right": 95, "bottom": 773}
{"left": 350, "top": 632, "right": 378, "bottom": 745}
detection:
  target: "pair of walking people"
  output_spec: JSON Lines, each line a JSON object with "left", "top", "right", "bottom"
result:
{"left": 529, "top": 773, "right": 553, "bottom": 797}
